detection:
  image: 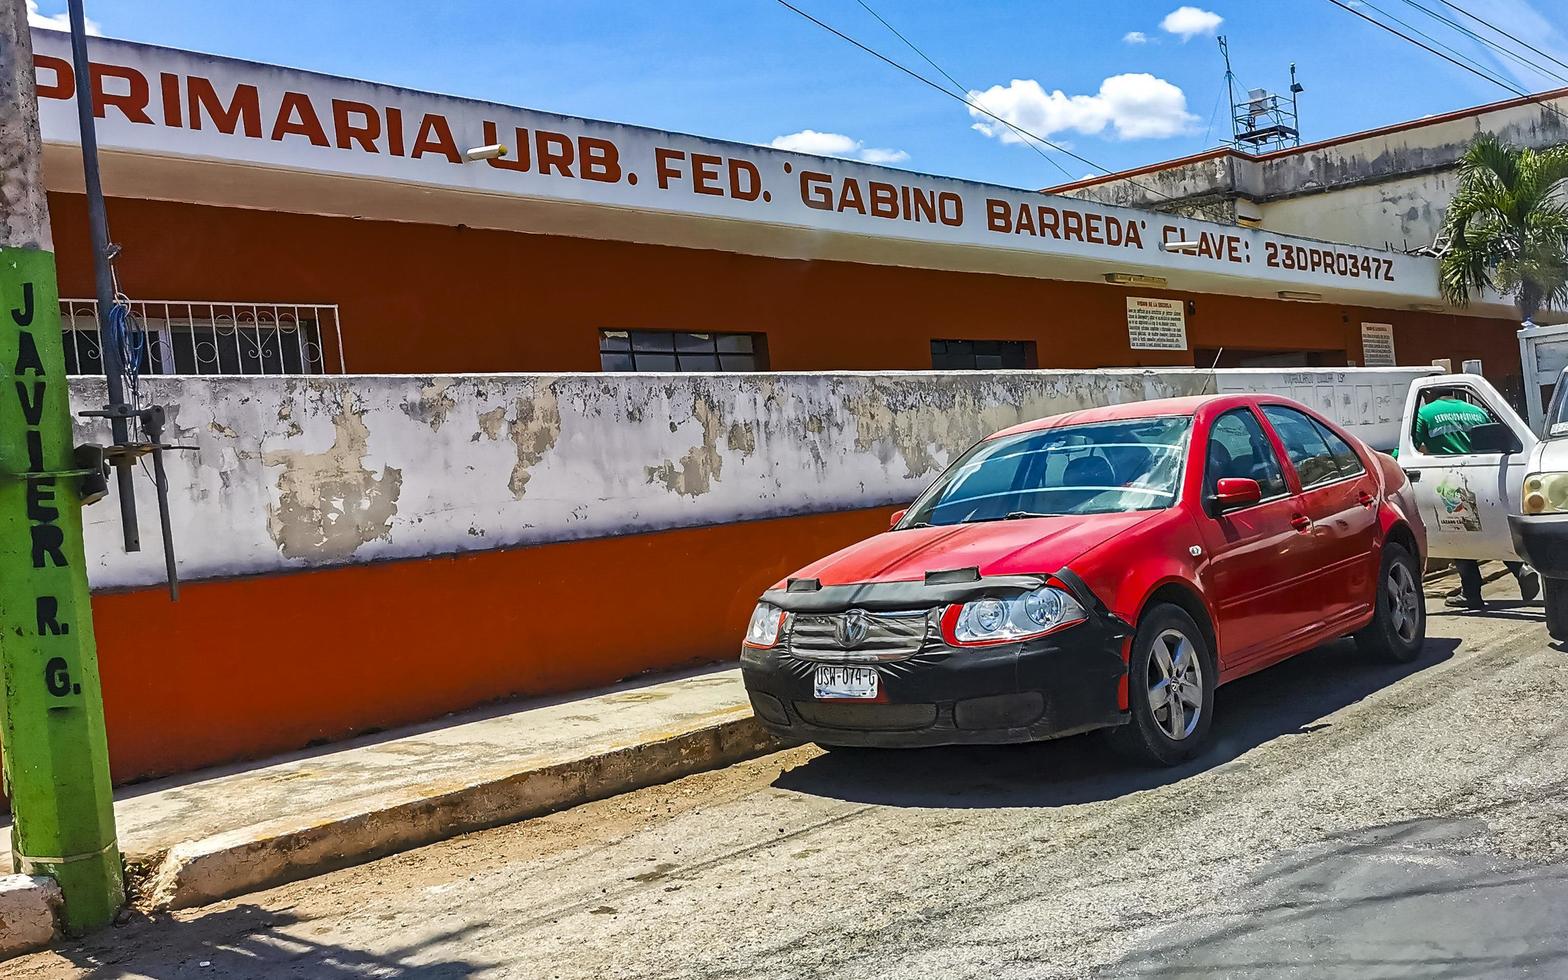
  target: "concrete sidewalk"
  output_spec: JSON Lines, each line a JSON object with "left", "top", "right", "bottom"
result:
{"left": 1, "top": 665, "right": 779, "bottom": 929}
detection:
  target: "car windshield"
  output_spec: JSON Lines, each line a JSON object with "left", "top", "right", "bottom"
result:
{"left": 901, "top": 416, "right": 1191, "bottom": 527}
{"left": 1546, "top": 374, "right": 1568, "bottom": 439}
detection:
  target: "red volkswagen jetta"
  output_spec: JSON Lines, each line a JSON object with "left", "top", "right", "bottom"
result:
{"left": 741, "top": 395, "right": 1426, "bottom": 766}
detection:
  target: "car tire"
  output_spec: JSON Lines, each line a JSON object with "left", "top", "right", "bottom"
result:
{"left": 1355, "top": 543, "right": 1426, "bottom": 663}
{"left": 1544, "top": 577, "right": 1568, "bottom": 642}
{"left": 1108, "top": 603, "right": 1217, "bottom": 767}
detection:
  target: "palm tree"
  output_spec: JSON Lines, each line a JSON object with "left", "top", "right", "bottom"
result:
{"left": 1439, "top": 133, "right": 1568, "bottom": 326}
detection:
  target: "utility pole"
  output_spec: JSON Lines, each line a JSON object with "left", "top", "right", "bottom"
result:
{"left": 0, "top": 0, "right": 124, "bottom": 935}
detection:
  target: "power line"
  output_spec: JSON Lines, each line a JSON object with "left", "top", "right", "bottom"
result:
{"left": 1344, "top": 0, "right": 1524, "bottom": 94}
{"left": 1324, "top": 0, "right": 1527, "bottom": 95}
{"left": 850, "top": 0, "right": 1075, "bottom": 180}
{"left": 772, "top": 0, "right": 1178, "bottom": 198}
{"left": 1395, "top": 0, "right": 1568, "bottom": 86}
{"left": 1325, "top": 0, "right": 1568, "bottom": 130}
{"left": 1436, "top": 0, "right": 1568, "bottom": 78}
{"left": 852, "top": 0, "right": 965, "bottom": 95}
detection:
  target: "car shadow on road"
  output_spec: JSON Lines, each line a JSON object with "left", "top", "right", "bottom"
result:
{"left": 38, "top": 904, "right": 487, "bottom": 980}
{"left": 772, "top": 636, "right": 1459, "bottom": 809}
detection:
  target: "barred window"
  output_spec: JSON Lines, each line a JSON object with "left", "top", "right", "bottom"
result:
{"left": 931, "top": 339, "right": 1035, "bottom": 370}
{"left": 60, "top": 301, "right": 342, "bottom": 376}
{"left": 599, "top": 330, "right": 765, "bottom": 372}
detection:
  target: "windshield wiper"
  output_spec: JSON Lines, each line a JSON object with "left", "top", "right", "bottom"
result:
{"left": 1003, "top": 511, "right": 1055, "bottom": 520}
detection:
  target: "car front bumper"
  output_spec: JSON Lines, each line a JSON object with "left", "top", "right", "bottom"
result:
{"left": 1509, "top": 513, "right": 1568, "bottom": 578}
{"left": 739, "top": 621, "right": 1129, "bottom": 749}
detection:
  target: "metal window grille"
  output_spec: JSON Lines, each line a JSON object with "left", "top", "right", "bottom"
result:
{"left": 599, "top": 330, "right": 764, "bottom": 372}
{"left": 58, "top": 300, "right": 345, "bottom": 376}
{"left": 930, "top": 339, "right": 1035, "bottom": 370}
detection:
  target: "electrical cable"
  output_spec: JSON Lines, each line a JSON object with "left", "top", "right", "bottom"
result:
{"left": 1436, "top": 0, "right": 1568, "bottom": 77}
{"left": 850, "top": 0, "right": 1075, "bottom": 180}
{"left": 772, "top": 0, "right": 1179, "bottom": 198}
{"left": 1323, "top": 0, "right": 1530, "bottom": 95}
{"left": 1333, "top": 0, "right": 1525, "bottom": 94}
{"left": 1394, "top": 0, "right": 1568, "bottom": 86}
{"left": 1325, "top": 0, "right": 1568, "bottom": 130}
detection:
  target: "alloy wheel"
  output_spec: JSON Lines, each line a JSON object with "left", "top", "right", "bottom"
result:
{"left": 1386, "top": 561, "right": 1422, "bottom": 644}
{"left": 1148, "top": 627, "right": 1203, "bottom": 740}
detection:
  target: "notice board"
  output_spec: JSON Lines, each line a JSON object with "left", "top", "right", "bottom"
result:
{"left": 1127, "top": 297, "right": 1188, "bottom": 351}
{"left": 1360, "top": 322, "right": 1397, "bottom": 366}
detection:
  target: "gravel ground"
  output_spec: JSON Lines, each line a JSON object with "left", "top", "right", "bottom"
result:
{"left": 12, "top": 576, "right": 1568, "bottom": 980}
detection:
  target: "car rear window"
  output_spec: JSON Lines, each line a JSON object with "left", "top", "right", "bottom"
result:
{"left": 901, "top": 416, "right": 1192, "bottom": 526}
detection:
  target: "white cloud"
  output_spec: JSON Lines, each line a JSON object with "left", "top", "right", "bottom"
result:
{"left": 1160, "top": 6, "right": 1223, "bottom": 41}
{"left": 1123, "top": 31, "right": 1150, "bottom": 44}
{"left": 967, "top": 74, "right": 1197, "bottom": 144}
{"left": 27, "top": 0, "right": 100, "bottom": 34}
{"left": 769, "top": 130, "right": 909, "bottom": 165}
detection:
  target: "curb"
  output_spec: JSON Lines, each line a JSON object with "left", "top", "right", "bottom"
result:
{"left": 135, "top": 708, "right": 786, "bottom": 911}
{"left": 0, "top": 874, "right": 61, "bottom": 959}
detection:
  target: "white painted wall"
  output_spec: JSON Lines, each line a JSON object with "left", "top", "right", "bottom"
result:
{"left": 70, "top": 368, "right": 1435, "bottom": 590}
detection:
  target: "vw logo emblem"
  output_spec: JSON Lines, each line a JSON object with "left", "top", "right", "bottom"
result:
{"left": 835, "top": 609, "right": 870, "bottom": 649}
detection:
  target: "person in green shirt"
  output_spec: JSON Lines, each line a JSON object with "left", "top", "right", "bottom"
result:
{"left": 1414, "top": 390, "right": 1540, "bottom": 610}
{"left": 1413, "top": 394, "right": 1495, "bottom": 455}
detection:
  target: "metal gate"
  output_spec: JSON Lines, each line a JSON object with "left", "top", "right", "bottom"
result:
{"left": 1518, "top": 321, "right": 1568, "bottom": 434}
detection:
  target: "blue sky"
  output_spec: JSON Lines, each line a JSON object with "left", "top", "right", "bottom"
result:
{"left": 30, "top": 0, "right": 1568, "bottom": 189}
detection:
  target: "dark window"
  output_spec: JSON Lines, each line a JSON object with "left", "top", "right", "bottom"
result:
{"left": 1262, "top": 405, "right": 1342, "bottom": 489}
{"left": 931, "top": 339, "right": 1035, "bottom": 370}
{"left": 1309, "top": 418, "right": 1366, "bottom": 478}
{"left": 1206, "top": 409, "right": 1288, "bottom": 499}
{"left": 599, "top": 330, "right": 765, "bottom": 372}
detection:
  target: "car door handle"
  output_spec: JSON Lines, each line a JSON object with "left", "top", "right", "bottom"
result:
{"left": 1403, "top": 468, "right": 1422, "bottom": 483}
{"left": 1357, "top": 491, "right": 1376, "bottom": 508}
{"left": 1290, "top": 513, "right": 1313, "bottom": 532}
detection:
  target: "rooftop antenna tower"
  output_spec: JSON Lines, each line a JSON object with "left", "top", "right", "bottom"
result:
{"left": 1219, "top": 35, "right": 1303, "bottom": 152}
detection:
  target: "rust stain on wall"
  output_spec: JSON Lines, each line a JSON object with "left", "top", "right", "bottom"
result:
{"left": 262, "top": 396, "right": 402, "bottom": 560}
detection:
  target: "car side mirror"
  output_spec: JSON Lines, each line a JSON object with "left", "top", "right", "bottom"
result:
{"left": 1467, "top": 421, "right": 1523, "bottom": 455}
{"left": 889, "top": 508, "right": 908, "bottom": 529}
{"left": 1210, "top": 477, "right": 1262, "bottom": 513}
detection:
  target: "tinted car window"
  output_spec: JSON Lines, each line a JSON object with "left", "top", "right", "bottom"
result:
{"left": 1310, "top": 417, "right": 1365, "bottom": 477}
{"left": 1262, "top": 406, "right": 1342, "bottom": 488}
{"left": 903, "top": 416, "right": 1191, "bottom": 526}
{"left": 1206, "top": 409, "right": 1288, "bottom": 498}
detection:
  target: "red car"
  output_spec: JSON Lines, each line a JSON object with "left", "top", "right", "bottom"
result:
{"left": 741, "top": 395, "right": 1426, "bottom": 766}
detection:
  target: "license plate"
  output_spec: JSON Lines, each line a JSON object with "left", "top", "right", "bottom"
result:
{"left": 813, "top": 665, "right": 879, "bottom": 700}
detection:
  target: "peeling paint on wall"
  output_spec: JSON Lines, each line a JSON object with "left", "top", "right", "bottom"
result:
{"left": 645, "top": 394, "right": 745, "bottom": 497}
{"left": 506, "top": 385, "right": 561, "bottom": 499}
{"left": 402, "top": 378, "right": 459, "bottom": 431}
{"left": 262, "top": 396, "right": 403, "bottom": 560}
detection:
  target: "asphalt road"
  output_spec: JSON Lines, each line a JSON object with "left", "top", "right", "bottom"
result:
{"left": 14, "top": 575, "right": 1568, "bottom": 980}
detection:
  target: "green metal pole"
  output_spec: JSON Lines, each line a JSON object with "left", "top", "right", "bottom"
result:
{"left": 0, "top": 1, "right": 124, "bottom": 935}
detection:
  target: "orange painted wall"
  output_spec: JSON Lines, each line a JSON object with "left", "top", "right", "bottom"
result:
{"left": 44, "top": 193, "right": 1522, "bottom": 382}
{"left": 87, "top": 506, "right": 889, "bottom": 784}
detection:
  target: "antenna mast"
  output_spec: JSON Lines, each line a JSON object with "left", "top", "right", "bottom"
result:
{"left": 1219, "top": 35, "right": 1303, "bottom": 152}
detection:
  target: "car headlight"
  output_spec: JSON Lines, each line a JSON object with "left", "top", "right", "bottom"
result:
{"left": 944, "top": 586, "right": 1087, "bottom": 646}
{"left": 744, "top": 603, "right": 787, "bottom": 648}
{"left": 1523, "top": 472, "right": 1568, "bottom": 515}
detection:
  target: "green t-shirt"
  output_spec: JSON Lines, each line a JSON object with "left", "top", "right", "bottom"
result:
{"left": 1414, "top": 396, "right": 1491, "bottom": 455}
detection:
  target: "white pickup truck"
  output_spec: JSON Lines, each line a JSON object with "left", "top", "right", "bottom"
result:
{"left": 1212, "top": 366, "right": 1568, "bottom": 635}
{"left": 1393, "top": 370, "right": 1568, "bottom": 638}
